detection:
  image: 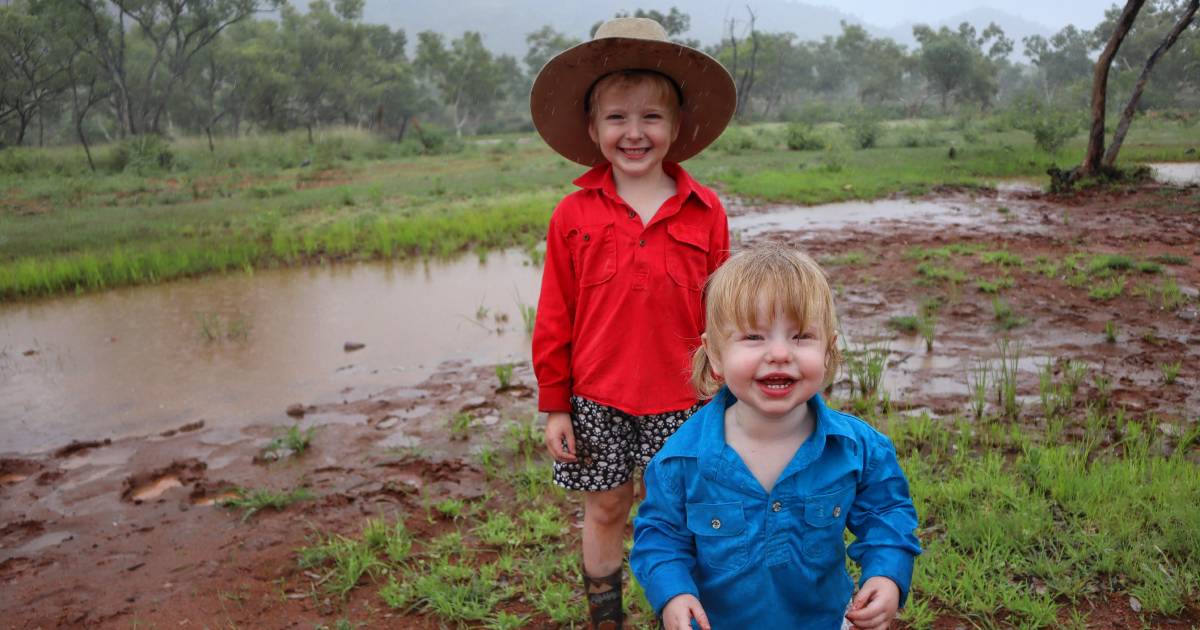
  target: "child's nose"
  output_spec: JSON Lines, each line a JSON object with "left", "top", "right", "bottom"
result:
{"left": 766, "top": 338, "right": 791, "bottom": 361}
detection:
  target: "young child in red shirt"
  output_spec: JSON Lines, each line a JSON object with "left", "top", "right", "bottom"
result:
{"left": 529, "top": 17, "right": 737, "bottom": 629}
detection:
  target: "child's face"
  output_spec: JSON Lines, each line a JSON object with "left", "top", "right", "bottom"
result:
{"left": 704, "top": 304, "right": 828, "bottom": 421}
{"left": 587, "top": 80, "right": 680, "bottom": 181}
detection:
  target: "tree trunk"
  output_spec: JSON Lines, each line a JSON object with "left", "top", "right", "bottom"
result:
{"left": 1103, "top": 0, "right": 1198, "bottom": 169}
{"left": 397, "top": 114, "right": 410, "bottom": 142}
{"left": 1075, "top": 0, "right": 1146, "bottom": 182}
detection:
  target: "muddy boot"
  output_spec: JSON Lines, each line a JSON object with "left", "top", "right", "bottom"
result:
{"left": 583, "top": 566, "right": 623, "bottom": 630}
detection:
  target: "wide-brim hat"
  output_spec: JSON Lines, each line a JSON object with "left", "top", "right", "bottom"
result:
{"left": 530, "top": 17, "right": 736, "bottom": 166}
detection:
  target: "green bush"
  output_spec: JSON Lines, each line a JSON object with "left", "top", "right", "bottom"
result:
{"left": 112, "top": 135, "right": 175, "bottom": 174}
{"left": 785, "top": 122, "right": 825, "bottom": 151}
{"left": 713, "top": 126, "right": 758, "bottom": 154}
{"left": 844, "top": 115, "right": 883, "bottom": 149}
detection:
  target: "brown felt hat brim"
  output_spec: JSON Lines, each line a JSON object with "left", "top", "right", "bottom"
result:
{"left": 530, "top": 37, "right": 736, "bottom": 166}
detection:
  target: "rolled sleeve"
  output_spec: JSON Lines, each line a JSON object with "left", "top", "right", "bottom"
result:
{"left": 631, "top": 457, "right": 700, "bottom": 613}
{"left": 845, "top": 434, "right": 922, "bottom": 607}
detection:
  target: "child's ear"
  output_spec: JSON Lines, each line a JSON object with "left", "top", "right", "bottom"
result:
{"left": 701, "top": 333, "right": 723, "bottom": 378}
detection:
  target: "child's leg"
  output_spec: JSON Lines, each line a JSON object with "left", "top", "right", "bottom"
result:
{"left": 582, "top": 479, "right": 635, "bottom": 576}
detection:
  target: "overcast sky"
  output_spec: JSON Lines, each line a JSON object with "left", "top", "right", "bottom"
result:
{"left": 815, "top": 0, "right": 1118, "bottom": 30}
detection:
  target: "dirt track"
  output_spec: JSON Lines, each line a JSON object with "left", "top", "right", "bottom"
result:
{"left": 2, "top": 183, "right": 1198, "bottom": 628}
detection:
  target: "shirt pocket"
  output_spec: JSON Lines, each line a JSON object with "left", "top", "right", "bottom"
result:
{"left": 569, "top": 222, "right": 616, "bottom": 287}
{"left": 801, "top": 485, "right": 855, "bottom": 567}
{"left": 685, "top": 501, "right": 749, "bottom": 572}
{"left": 665, "top": 222, "right": 710, "bottom": 291}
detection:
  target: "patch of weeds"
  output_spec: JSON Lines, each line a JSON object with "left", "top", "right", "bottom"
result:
{"left": 518, "top": 303, "right": 536, "bottom": 335}
{"left": 503, "top": 415, "right": 543, "bottom": 457}
{"left": 886, "top": 315, "right": 921, "bottom": 333}
{"left": 495, "top": 363, "right": 514, "bottom": 389}
{"left": 519, "top": 505, "right": 566, "bottom": 542}
{"left": 966, "top": 359, "right": 990, "bottom": 420}
{"left": 392, "top": 556, "right": 513, "bottom": 622}
{"left": 1134, "top": 260, "right": 1163, "bottom": 274}
{"left": 843, "top": 338, "right": 890, "bottom": 403}
{"left": 980, "top": 250, "right": 1023, "bottom": 267}
{"left": 1150, "top": 253, "right": 1189, "bottom": 266}
{"left": 821, "top": 251, "right": 868, "bottom": 266}
{"left": 1156, "top": 276, "right": 1186, "bottom": 310}
{"left": 976, "top": 276, "right": 1014, "bottom": 293}
{"left": 992, "top": 297, "right": 1025, "bottom": 330}
{"left": 1087, "top": 253, "right": 1135, "bottom": 274}
{"left": 1034, "top": 255, "right": 1061, "bottom": 278}
{"left": 995, "top": 339, "right": 1021, "bottom": 419}
{"left": 1039, "top": 359, "right": 1086, "bottom": 419}
{"left": 1161, "top": 361, "right": 1181, "bottom": 385}
{"left": 220, "top": 486, "right": 314, "bottom": 523}
{"left": 1104, "top": 320, "right": 1118, "bottom": 343}
{"left": 474, "top": 511, "right": 519, "bottom": 547}
{"left": 449, "top": 412, "right": 474, "bottom": 441}
{"left": 1088, "top": 276, "right": 1125, "bottom": 301}
{"left": 1092, "top": 374, "right": 1113, "bottom": 409}
{"left": 261, "top": 424, "right": 315, "bottom": 460}
{"left": 435, "top": 498, "right": 466, "bottom": 521}
{"left": 485, "top": 611, "right": 531, "bottom": 630}
{"left": 916, "top": 262, "right": 966, "bottom": 285}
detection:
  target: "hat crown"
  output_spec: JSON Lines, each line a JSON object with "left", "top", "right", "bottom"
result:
{"left": 593, "top": 17, "right": 669, "bottom": 42}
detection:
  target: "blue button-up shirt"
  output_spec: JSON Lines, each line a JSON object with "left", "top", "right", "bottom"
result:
{"left": 632, "top": 387, "right": 922, "bottom": 627}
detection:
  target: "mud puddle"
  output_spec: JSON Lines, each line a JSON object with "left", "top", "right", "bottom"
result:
{"left": 0, "top": 250, "right": 542, "bottom": 455}
{"left": 1149, "top": 162, "right": 1200, "bottom": 186}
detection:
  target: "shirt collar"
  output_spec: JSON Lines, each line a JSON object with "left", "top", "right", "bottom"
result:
{"left": 698, "top": 386, "right": 854, "bottom": 482}
{"left": 571, "top": 162, "right": 712, "bottom": 210}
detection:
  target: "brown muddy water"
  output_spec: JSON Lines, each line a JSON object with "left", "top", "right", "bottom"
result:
{"left": 0, "top": 251, "right": 542, "bottom": 454}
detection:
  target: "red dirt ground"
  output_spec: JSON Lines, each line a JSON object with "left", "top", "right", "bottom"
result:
{"left": 2, "top": 182, "right": 1198, "bottom": 629}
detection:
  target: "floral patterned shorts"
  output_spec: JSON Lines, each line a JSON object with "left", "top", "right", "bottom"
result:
{"left": 552, "top": 396, "right": 702, "bottom": 492}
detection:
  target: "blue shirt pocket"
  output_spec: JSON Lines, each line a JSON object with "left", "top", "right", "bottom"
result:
{"left": 801, "top": 485, "right": 855, "bottom": 567}
{"left": 685, "top": 501, "right": 749, "bottom": 572}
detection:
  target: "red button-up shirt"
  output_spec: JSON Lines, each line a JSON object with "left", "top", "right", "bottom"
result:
{"left": 532, "top": 162, "right": 730, "bottom": 415}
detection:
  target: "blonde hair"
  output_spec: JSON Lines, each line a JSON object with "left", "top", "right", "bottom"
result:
{"left": 692, "top": 243, "right": 842, "bottom": 398}
{"left": 586, "top": 70, "right": 681, "bottom": 121}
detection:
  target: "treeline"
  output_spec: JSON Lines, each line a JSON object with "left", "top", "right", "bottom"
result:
{"left": 2, "top": 0, "right": 1197, "bottom": 153}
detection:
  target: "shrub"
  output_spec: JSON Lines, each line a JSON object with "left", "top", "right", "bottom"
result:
{"left": 844, "top": 115, "right": 883, "bottom": 149}
{"left": 112, "top": 135, "right": 174, "bottom": 173}
{"left": 713, "top": 126, "right": 757, "bottom": 154}
{"left": 785, "top": 122, "right": 825, "bottom": 151}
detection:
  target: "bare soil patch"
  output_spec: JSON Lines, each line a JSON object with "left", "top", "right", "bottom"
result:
{"left": 2, "top": 184, "right": 1198, "bottom": 628}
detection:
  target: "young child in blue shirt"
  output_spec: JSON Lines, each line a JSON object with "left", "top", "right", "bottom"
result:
{"left": 632, "top": 244, "right": 922, "bottom": 629}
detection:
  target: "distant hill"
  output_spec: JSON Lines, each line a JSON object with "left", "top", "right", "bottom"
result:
{"left": 882, "top": 7, "right": 1055, "bottom": 59}
{"left": 363, "top": 0, "right": 1057, "bottom": 60}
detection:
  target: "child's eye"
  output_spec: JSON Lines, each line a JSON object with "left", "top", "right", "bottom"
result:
{"left": 606, "top": 114, "right": 624, "bottom": 121}
{"left": 743, "top": 333, "right": 763, "bottom": 341}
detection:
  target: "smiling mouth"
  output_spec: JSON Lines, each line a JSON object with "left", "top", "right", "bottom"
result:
{"left": 757, "top": 376, "right": 797, "bottom": 395}
{"left": 619, "top": 147, "right": 650, "bottom": 157}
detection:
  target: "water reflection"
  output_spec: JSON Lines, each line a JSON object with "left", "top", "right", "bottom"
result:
{"left": 0, "top": 251, "right": 542, "bottom": 454}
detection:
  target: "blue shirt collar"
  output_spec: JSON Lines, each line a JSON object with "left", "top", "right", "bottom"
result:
{"left": 697, "top": 386, "right": 854, "bottom": 489}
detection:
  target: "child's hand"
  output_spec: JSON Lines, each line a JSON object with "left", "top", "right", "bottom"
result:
{"left": 844, "top": 576, "right": 901, "bottom": 630}
{"left": 544, "top": 412, "right": 577, "bottom": 463}
{"left": 662, "top": 594, "right": 710, "bottom": 630}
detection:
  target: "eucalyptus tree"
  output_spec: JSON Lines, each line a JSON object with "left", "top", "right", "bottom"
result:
{"left": 0, "top": 0, "right": 74, "bottom": 145}
{"left": 415, "top": 30, "right": 517, "bottom": 137}
{"left": 913, "top": 22, "right": 1012, "bottom": 111}
{"left": 61, "top": 0, "right": 283, "bottom": 137}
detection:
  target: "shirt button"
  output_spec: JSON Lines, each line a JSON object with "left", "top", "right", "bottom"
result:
{"left": 833, "top": 506, "right": 842, "bottom": 518}
{"left": 639, "top": 239, "right": 646, "bottom": 247}
{"left": 710, "top": 519, "right": 721, "bottom": 530}
{"left": 771, "top": 501, "right": 782, "bottom": 512}
{"left": 582, "top": 234, "right": 590, "bottom": 242}
{"left": 628, "top": 210, "right": 636, "bottom": 219}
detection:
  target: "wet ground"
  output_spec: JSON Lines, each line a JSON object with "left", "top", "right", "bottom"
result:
{"left": 2, "top": 172, "right": 1199, "bottom": 628}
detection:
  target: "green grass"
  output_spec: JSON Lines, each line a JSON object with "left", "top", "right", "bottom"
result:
{"left": 220, "top": 486, "right": 315, "bottom": 523}
{"left": 4, "top": 118, "right": 1196, "bottom": 301}
{"left": 261, "top": 424, "right": 315, "bottom": 460}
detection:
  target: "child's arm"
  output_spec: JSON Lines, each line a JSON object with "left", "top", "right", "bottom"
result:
{"left": 531, "top": 211, "right": 577, "bottom": 414}
{"left": 845, "top": 433, "right": 922, "bottom": 614}
{"left": 631, "top": 457, "right": 702, "bottom": 619}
